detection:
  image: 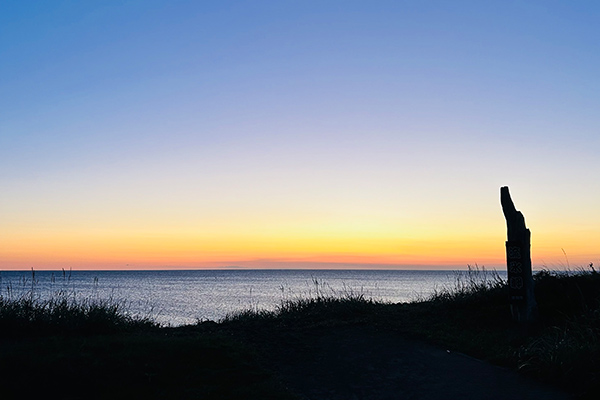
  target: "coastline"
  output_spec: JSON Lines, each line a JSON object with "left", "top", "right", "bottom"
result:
{"left": 1, "top": 268, "right": 597, "bottom": 399}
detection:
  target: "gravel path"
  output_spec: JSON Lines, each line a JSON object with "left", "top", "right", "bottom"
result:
{"left": 265, "top": 326, "right": 573, "bottom": 400}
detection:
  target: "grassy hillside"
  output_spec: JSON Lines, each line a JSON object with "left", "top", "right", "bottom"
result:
{"left": 1, "top": 267, "right": 598, "bottom": 399}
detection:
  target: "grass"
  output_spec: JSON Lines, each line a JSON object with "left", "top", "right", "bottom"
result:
{"left": 0, "top": 274, "right": 295, "bottom": 400}
{"left": 387, "top": 266, "right": 600, "bottom": 398}
{"left": 222, "top": 277, "right": 380, "bottom": 326}
{"left": 1, "top": 267, "right": 599, "bottom": 399}
{"left": 519, "top": 267, "right": 600, "bottom": 396}
{"left": 222, "top": 266, "right": 600, "bottom": 397}
{"left": 0, "top": 286, "right": 157, "bottom": 337}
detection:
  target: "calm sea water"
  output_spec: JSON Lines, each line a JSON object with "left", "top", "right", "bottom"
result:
{"left": 0, "top": 269, "right": 505, "bottom": 326}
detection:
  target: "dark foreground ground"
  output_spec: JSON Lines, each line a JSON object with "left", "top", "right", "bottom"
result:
{"left": 247, "top": 324, "right": 571, "bottom": 400}
{"left": 1, "top": 269, "right": 598, "bottom": 399}
{"left": 0, "top": 318, "right": 573, "bottom": 400}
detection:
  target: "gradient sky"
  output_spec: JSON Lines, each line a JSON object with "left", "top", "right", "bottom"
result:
{"left": 1, "top": 1, "right": 599, "bottom": 270}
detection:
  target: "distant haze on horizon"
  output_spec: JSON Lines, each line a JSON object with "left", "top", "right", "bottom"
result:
{"left": 1, "top": 1, "right": 599, "bottom": 271}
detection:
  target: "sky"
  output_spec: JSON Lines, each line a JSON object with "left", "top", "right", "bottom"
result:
{"left": 1, "top": 0, "right": 599, "bottom": 270}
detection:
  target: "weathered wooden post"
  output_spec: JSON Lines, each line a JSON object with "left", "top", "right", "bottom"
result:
{"left": 500, "top": 186, "right": 537, "bottom": 323}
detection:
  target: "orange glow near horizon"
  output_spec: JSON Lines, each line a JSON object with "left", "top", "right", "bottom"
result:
{"left": 2, "top": 223, "right": 596, "bottom": 270}
{"left": 2, "top": 3, "right": 600, "bottom": 273}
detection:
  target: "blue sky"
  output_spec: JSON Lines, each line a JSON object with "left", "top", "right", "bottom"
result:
{"left": 1, "top": 1, "right": 599, "bottom": 269}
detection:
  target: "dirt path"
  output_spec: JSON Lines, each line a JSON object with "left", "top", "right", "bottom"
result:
{"left": 261, "top": 326, "right": 573, "bottom": 400}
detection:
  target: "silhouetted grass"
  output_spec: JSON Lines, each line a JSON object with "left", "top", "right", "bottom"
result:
{"left": 222, "top": 277, "right": 381, "bottom": 327}
{"left": 0, "top": 269, "right": 157, "bottom": 336}
{"left": 223, "top": 265, "right": 600, "bottom": 397}
{"left": 0, "top": 288, "right": 157, "bottom": 336}
{"left": 0, "top": 280, "right": 295, "bottom": 399}
{"left": 518, "top": 267, "right": 600, "bottom": 397}
{"left": 0, "top": 295, "right": 155, "bottom": 336}
{"left": 387, "top": 266, "right": 600, "bottom": 398}
{"left": 427, "top": 265, "right": 508, "bottom": 303}
{"left": 3, "top": 267, "right": 599, "bottom": 398}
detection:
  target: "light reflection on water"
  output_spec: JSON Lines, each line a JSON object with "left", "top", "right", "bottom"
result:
{"left": 0, "top": 269, "right": 505, "bottom": 326}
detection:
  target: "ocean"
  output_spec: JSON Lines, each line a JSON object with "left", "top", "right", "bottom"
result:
{"left": 0, "top": 269, "right": 504, "bottom": 326}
